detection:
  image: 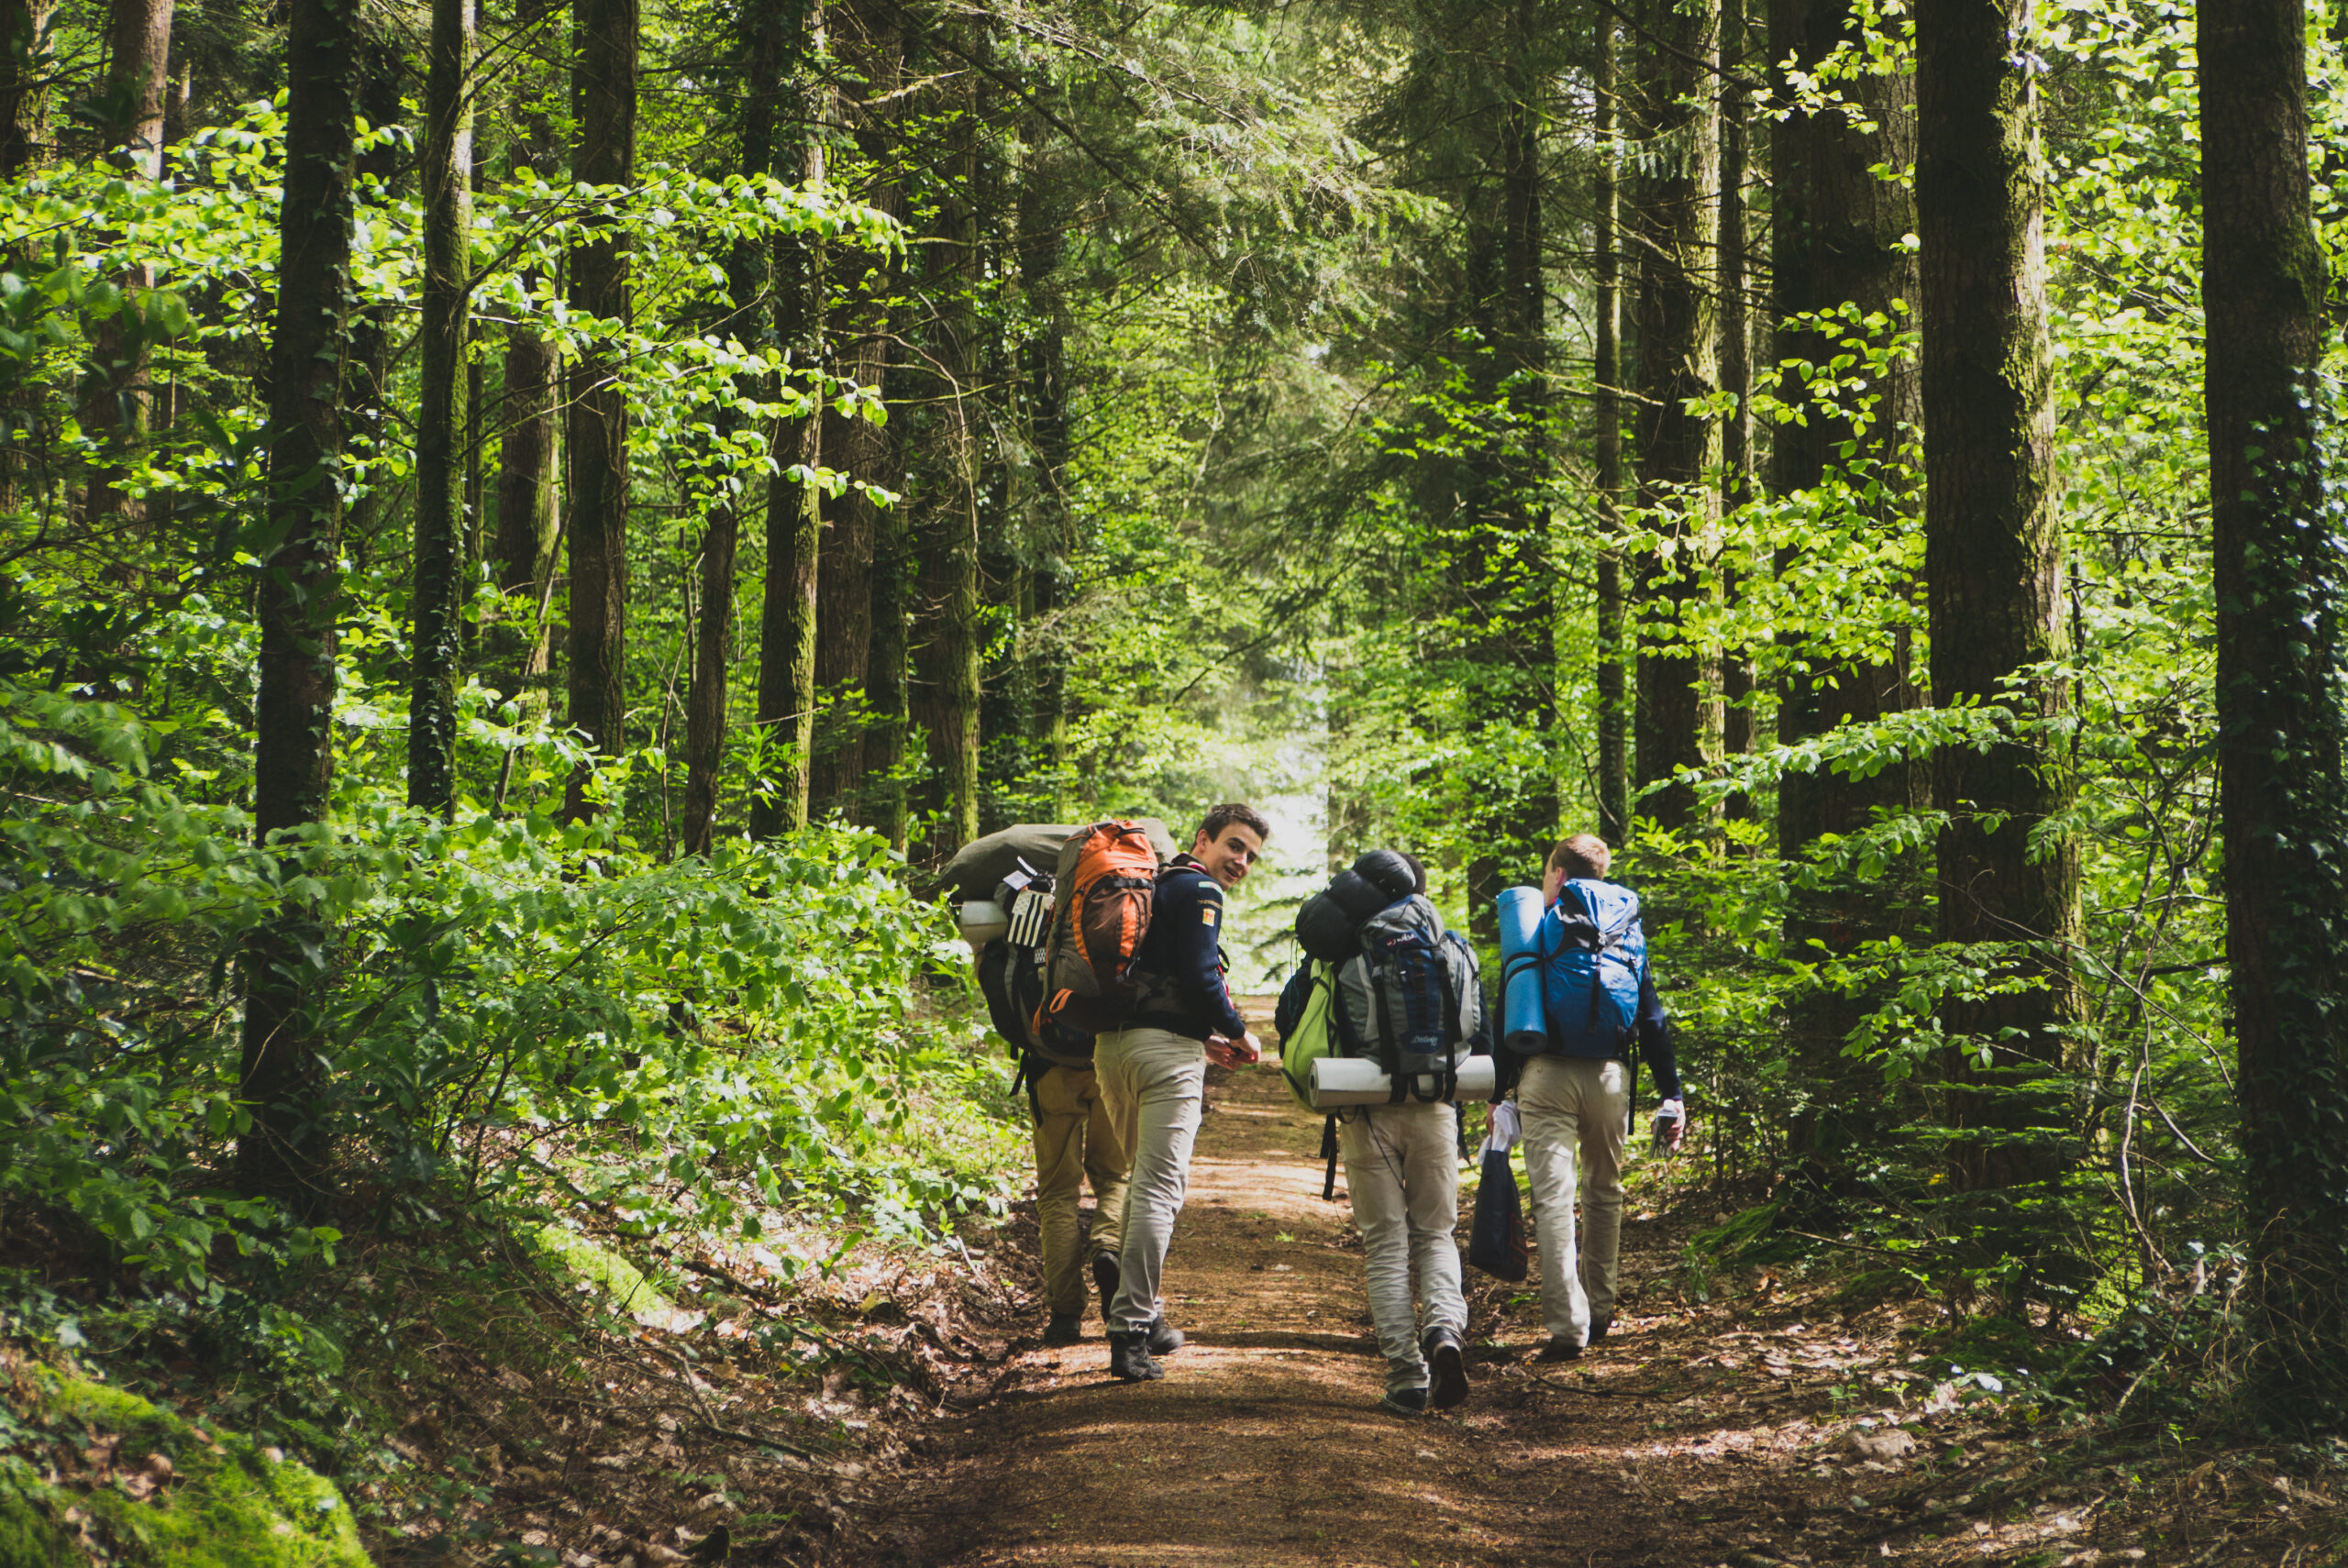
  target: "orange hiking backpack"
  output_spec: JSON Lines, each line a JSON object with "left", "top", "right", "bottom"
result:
{"left": 1033, "top": 820, "right": 1165, "bottom": 1047}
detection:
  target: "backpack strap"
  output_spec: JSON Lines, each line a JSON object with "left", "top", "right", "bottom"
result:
{"left": 1321, "top": 1113, "right": 1341, "bottom": 1200}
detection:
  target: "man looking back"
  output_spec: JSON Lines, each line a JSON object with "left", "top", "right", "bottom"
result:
{"left": 1098, "top": 803, "right": 1269, "bottom": 1382}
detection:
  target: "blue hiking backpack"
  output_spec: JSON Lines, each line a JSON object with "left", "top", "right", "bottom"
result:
{"left": 1533, "top": 878, "right": 1646, "bottom": 1058}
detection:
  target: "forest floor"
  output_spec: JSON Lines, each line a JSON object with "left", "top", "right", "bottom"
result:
{"left": 868, "top": 997, "right": 2346, "bottom": 1568}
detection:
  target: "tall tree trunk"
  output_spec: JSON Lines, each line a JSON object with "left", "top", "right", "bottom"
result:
{"left": 908, "top": 20, "right": 980, "bottom": 860}
{"left": 1770, "top": 0, "right": 1922, "bottom": 853}
{"left": 562, "top": 0, "right": 636, "bottom": 815}
{"left": 0, "top": 0, "right": 54, "bottom": 173}
{"left": 342, "top": 41, "right": 402, "bottom": 554}
{"left": 1917, "top": 0, "right": 2080, "bottom": 1191}
{"left": 237, "top": 0, "right": 355, "bottom": 1209}
{"left": 408, "top": 0, "right": 473, "bottom": 816}
{"left": 1768, "top": 0, "right": 1922, "bottom": 1183}
{"left": 2201, "top": 0, "right": 2348, "bottom": 1423}
{"left": 1718, "top": 0, "right": 1755, "bottom": 795}
{"left": 692, "top": 0, "right": 816, "bottom": 854}
{"left": 1630, "top": 0, "right": 1721, "bottom": 834}
{"left": 806, "top": 0, "right": 900, "bottom": 823}
{"left": 866, "top": 344, "right": 912, "bottom": 851}
{"left": 1592, "top": 15, "right": 1628, "bottom": 845}
{"left": 489, "top": 116, "right": 559, "bottom": 713}
{"left": 1018, "top": 118, "right": 1073, "bottom": 821}
{"left": 83, "top": 0, "right": 175, "bottom": 534}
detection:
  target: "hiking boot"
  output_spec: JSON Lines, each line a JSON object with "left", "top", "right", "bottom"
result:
{"left": 1043, "top": 1312, "right": 1082, "bottom": 1347}
{"left": 1587, "top": 1315, "right": 1612, "bottom": 1345}
{"left": 1146, "top": 1316, "right": 1185, "bottom": 1356}
{"left": 1108, "top": 1331, "right": 1162, "bottom": 1383}
{"left": 1423, "top": 1325, "right": 1468, "bottom": 1410}
{"left": 1379, "top": 1385, "right": 1430, "bottom": 1417}
{"left": 1092, "top": 1253, "right": 1121, "bottom": 1321}
{"left": 1534, "top": 1337, "right": 1584, "bottom": 1363}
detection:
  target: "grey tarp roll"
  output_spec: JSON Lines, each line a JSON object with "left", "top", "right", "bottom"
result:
{"left": 931, "top": 818, "right": 1180, "bottom": 902}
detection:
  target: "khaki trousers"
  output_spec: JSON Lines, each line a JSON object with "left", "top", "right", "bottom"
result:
{"left": 1031, "top": 1062, "right": 1132, "bottom": 1319}
{"left": 1338, "top": 1100, "right": 1467, "bottom": 1394}
{"left": 1518, "top": 1055, "right": 1629, "bottom": 1346}
{"left": 1093, "top": 1025, "right": 1206, "bottom": 1336}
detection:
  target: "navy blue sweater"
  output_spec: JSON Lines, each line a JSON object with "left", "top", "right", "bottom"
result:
{"left": 1131, "top": 856, "right": 1246, "bottom": 1041}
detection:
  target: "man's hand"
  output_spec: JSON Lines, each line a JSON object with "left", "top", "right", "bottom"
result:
{"left": 1205, "top": 1031, "right": 1262, "bottom": 1069}
{"left": 1653, "top": 1098, "right": 1688, "bottom": 1152}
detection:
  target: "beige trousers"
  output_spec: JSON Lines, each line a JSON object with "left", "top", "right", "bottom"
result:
{"left": 1093, "top": 1026, "right": 1207, "bottom": 1335}
{"left": 1518, "top": 1055, "right": 1629, "bottom": 1346}
{"left": 1339, "top": 1100, "right": 1467, "bottom": 1393}
{"left": 1031, "top": 1062, "right": 1132, "bottom": 1319}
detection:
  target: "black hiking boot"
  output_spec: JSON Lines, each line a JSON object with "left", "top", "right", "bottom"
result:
{"left": 1587, "top": 1315, "right": 1611, "bottom": 1345}
{"left": 1043, "top": 1312, "right": 1082, "bottom": 1347}
{"left": 1146, "top": 1316, "right": 1185, "bottom": 1356}
{"left": 1379, "top": 1385, "right": 1430, "bottom": 1416}
{"left": 1534, "top": 1337, "right": 1584, "bottom": 1363}
{"left": 1423, "top": 1325, "right": 1468, "bottom": 1410}
{"left": 1092, "top": 1253, "right": 1121, "bottom": 1322}
{"left": 1108, "top": 1331, "right": 1161, "bottom": 1382}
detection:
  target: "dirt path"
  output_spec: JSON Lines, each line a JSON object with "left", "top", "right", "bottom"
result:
{"left": 914, "top": 998, "right": 1672, "bottom": 1567}
{"left": 881, "top": 1000, "right": 2339, "bottom": 1568}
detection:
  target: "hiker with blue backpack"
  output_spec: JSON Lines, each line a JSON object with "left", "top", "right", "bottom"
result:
{"left": 1034, "top": 804, "right": 1272, "bottom": 1383}
{"left": 1497, "top": 833, "right": 1687, "bottom": 1362}
{"left": 1276, "top": 850, "right": 1488, "bottom": 1415}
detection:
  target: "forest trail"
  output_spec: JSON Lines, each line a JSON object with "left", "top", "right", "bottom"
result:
{"left": 916, "top": 996, "right": 1678, "bottom": 1567}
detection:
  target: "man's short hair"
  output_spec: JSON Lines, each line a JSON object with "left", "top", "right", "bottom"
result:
{"left": 1546, "top": 833, "right": 1611, "bottom": 880}
{"left": 1199, "top": 803, "right": 1272, "bottom": 844}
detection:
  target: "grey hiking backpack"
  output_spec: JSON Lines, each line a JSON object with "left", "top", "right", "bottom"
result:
{"left": 1331, "top": 895, "right": 1483, "bottom": 1101}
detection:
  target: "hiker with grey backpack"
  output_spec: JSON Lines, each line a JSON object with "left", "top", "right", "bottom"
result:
{"left": 1495, "top": 834, "right": 1688, "bottom": 1362}
{"left": 1276, "top": 850, "right": 1489, "bottom": 1416}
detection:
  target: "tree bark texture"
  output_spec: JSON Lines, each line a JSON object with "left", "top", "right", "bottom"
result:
{"left": 2201, "top": 0, "right": 2348, "bottom": 1421}
{"left": 865, "top": 340, "right": 912, "bottom": 850}
{"left": 809, "top": 0, "right": 901, "bottom": 820}
{"left": 907, "top": 23, "right": 981, "bottom": 861}
{"left": 0, "top": 0, "right": 54, "bottom": 173}
{"left": 1018, "top": 119, "right": 1073, "bottom": 821}
{"left": 1916, "top": 0, "right": 2081, "bottom": 1190}
{"left": 408, "top": 0, "right": 473, "bottom": 816}
{"left": 491, "top": 304, "right": 558, "bottom": 699}
{"left": 1593, "top": 16, "right": 1629, "bottom": 845}
{"left": 1630, "top": 0, "right": 1721, "bottom": 834}
{"left": 696, "top": 0, "right": 818, "bottom": 854}
{"left": 1771, "top": 0, "right": 1923, "bottom": 855}
{"left": 238, "top": 0, "right": 354, "bottom": 1209}
{"left": 103, "top": 0, "right": 171, "bottom": 177}
{"left": 1718, "top": 0, "right": 1755, "bottom": 783}
{"left": 562, "top": 0, "right": 637, "bottom": 814}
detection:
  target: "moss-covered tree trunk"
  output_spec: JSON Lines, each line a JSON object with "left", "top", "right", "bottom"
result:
{"left": 237, "top": 0, "right": 355, "bottom": 1209}
{"left": 407, "top": 0, "right": 473, "bottom": 817}
{"left": 562, "top": 0, "right": 636, "bottom": 815}
{"left": 1916, "top": 0, "right": 2080, "bottom": 1192}
{"left": 2200, "top": 0, "right": 2348, "bottom": 1424}
{"left": 1629, "top": 0, "right": 1720, "bottom": 834}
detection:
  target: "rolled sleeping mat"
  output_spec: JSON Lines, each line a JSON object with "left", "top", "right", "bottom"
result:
{"left": 1309, "top": 1053, "right": 1496, "bottom": 1108}
{"left": 957, "top": 899, "right": 1010, "bottom": 945}
{"left": 1496, "top": 885, "right": 1548, "bottom": 1055}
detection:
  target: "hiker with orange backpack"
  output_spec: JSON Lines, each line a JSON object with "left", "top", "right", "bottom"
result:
{"left": 1037, "top": 804, "right": 1270, "bottom": 1382}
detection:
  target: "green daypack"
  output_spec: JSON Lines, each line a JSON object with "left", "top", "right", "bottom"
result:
{"left": 1278, "top": 961, "right": 1337, "bottom": 1115}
